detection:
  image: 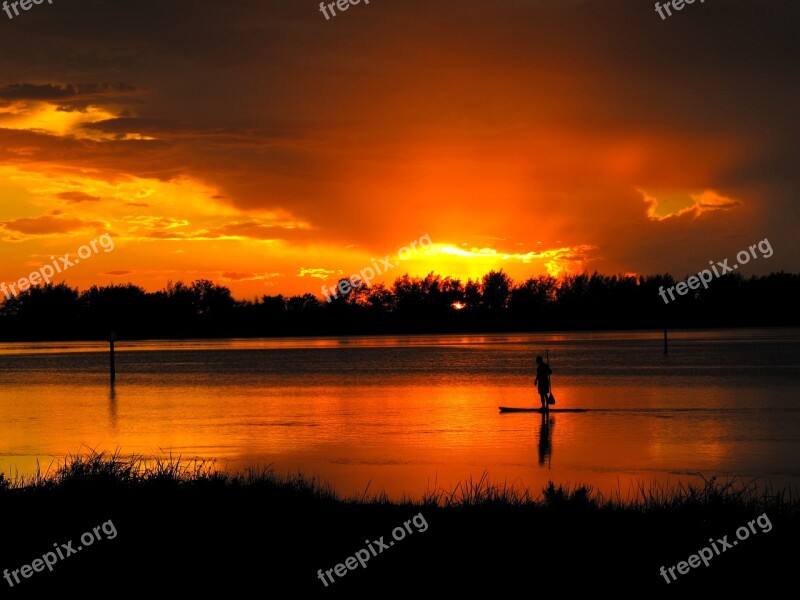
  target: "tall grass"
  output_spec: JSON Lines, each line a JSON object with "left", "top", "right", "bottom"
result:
{"left": 2, "top": 451, "right": 798, "bottom": 515}
{"left": 1, "top": 449, "right": 340, "bottom": 502}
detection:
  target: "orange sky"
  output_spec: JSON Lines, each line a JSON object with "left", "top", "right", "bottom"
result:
{"left": 0, "top": 0, "right": 797, "bottom": 299}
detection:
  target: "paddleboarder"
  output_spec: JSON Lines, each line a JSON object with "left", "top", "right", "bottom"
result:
{"left": 534, "top": 355, "right": 552, "bottom": 411}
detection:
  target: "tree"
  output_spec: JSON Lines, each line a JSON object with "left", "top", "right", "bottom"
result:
{"left": 481, "top": 270, "right": 512, "bottom": 312}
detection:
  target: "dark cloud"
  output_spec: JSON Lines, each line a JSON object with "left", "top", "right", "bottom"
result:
{"left": 0, "top": 83, "right": 139, "bottom": 107}
{"left": 0, "top": 84, "right": 76, "bottom": 101}
{"left": 0, "top": 215, "right": 106, "bottom": 235}
{"left": 81, "top": 118, "right": 181, "bottom": 134}
{"left": 56, "top": 191, "right": 101, "bottom": 203}
{"left": 202, "top": 222, "right": 311, "bottom": 241}
{"left": 0, "top": 0, "right": 796, "bottom": 277}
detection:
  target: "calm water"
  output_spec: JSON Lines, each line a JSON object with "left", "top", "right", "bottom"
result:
{"left": 1, "top": 329, "right": 798, "bottom": 499}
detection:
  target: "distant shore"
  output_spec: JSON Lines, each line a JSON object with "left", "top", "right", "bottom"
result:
{"left": 1, "top": 272, "right": 798, "bottom": 341}
{"left": 1, "top": 452, "right": 796, "bottom": 593}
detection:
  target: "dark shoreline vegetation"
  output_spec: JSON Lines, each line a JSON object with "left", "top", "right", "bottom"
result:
{"left": 0, "top": 270, "right": 798, "bottom": 341}
{"left": 0, "top": 452, "right": 796, "bottom": 593}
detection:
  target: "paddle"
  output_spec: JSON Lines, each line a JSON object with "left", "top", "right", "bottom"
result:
{"left": 546, "top": 350, "right": 556, "bottom": 405}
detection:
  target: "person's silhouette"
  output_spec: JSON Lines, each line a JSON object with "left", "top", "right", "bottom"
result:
{"left": 534, "top": 355, "right": 552, "bottom": 410}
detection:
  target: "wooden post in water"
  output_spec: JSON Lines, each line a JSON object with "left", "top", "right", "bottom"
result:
{"left": 109, "top": 330, "right": 117, "bottom": 383}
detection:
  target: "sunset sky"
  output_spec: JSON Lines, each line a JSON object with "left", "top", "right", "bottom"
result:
{"left": 0, "top": 0, "right": 797, "bottom": 299}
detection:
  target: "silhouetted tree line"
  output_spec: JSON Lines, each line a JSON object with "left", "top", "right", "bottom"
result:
{"left": 0, "top": 271, "right": 798, "bottom": 341}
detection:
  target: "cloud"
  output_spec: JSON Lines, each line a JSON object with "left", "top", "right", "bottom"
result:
{"left": 80, "top": 117, "right": 181, "bottom": 134}
{"left": 0, "top": 0, "right": 796, "bottom": 295}
{"left": 641, "top": 189, "right": 741, "bottom": 221}
{"left": 219, "top": 271, "right": 281, "bottom": 281}
{"left": 298, "top": 268, "right": 336, "bottom": 279}
{"left": 691, "top": 190, "right": 740, "bottom": 211}
{"left": 0, "top": 83, "right": 137, "bottom": 103}
{"left": 56, "top": 191, "right": 101, "bottom": 203}
{"left": 434, "top": 243, "right": 598, "bottom": 278}
{"left": 0, "top": 214, "right": 106, "bottom": 235}
{"left": 202, "top": 220, "right": 312, "bottom": 241}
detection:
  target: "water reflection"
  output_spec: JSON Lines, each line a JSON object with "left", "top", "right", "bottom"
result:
{"left": 109, "top": 383, "right": 118, "bottom": 430}
{"left": 0, "top": 330, "right": 798, "bottom": 500}
{"left": 537, "top": 414, "right": 554, "bottom": 467}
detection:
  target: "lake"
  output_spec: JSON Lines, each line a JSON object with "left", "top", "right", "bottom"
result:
{"left": 1, "top": 329, "right": 798, "bottom": 499}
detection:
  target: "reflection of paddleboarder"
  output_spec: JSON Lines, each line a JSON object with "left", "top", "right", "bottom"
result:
{"left": 534, "top": 355, "right": 552, "bottom": 410}
{"left": 537, "top": 413, "right": 554, "bottom": 466}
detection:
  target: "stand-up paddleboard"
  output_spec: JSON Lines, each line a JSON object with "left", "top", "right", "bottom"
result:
{"left": 498, "top": 407, "right": 589, "bottom": 413}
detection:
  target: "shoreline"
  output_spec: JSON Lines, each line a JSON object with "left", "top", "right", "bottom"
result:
{"left": 1, "top": 324, "right": 798, "bottom": 347}
{"left": 1, "top": 323, "right": 799, "bottom": 344}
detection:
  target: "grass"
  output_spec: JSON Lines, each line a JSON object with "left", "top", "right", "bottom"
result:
{"left": 1, "top": 451, "right": 797, "bottom": 593}
{"left": 3, "top": 450, "right": 797, "bottom": 515}
{"left": 1, "top": 449, "right": 348, "bottom": 507}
